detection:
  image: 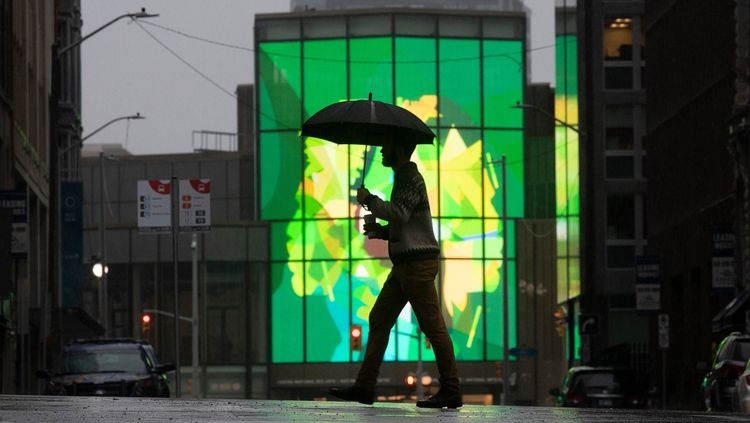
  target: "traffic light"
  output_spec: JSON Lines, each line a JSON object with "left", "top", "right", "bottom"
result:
{"left": 350, "top": 324, "right": 362, "bottom": 351}
{"left": 141, "top": 313, "right": 152, "bottom": 335}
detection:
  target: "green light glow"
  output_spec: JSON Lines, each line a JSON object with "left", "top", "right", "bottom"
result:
{"left": 260, "top": 34, "right": 525, "bottom": 364}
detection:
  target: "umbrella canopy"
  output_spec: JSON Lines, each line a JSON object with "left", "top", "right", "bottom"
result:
{"left": 301, "top": 93, "right": 435, "bottom": 146}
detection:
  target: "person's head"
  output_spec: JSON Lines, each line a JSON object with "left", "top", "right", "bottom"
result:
{"left": 380, "top": 136, "right": 416, "bottom": 169}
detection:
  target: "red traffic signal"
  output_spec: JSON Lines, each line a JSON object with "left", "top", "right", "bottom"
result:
{"left": 141, "top": 313, "right": 152, "bottom": 334}
{"left": 350, "top": 324, "right": 362, "bottom": 351}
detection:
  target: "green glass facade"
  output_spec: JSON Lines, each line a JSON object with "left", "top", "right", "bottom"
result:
{"left": 257, "top": 15, "right": 525, "bottom": 364}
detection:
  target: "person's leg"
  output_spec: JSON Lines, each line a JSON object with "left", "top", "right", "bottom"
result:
{"left": 401, "top": 259, "right": 460, "bottom": 394}
{"left": 355, "top": 270, "right": 408, "bottom": 390}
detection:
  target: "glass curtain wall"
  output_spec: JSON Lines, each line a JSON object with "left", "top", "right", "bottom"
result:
{"left": 257, "top": 14, "right": 525, "bottom": 364}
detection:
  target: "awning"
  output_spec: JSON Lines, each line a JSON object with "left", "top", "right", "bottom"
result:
{"left": 712, "top": 290, "right": 750, "bottom": 333}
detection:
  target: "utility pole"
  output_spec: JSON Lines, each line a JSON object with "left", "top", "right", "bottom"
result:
{"left": 171, "top": 176, "right": 181, "bottom": 397}
{"left": 191, "top": 233, "right": 200, "bottom": 398}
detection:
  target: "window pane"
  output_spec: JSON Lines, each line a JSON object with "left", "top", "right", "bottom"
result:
{"left": 303, "top": 39, "right": 346, "bottom": 120}
{"left": 484, "top": 218, "right": 515, "bottom": 260}
{"left": 440, "top": 128, "right": 482, "bottom": 217}
{"left": 305, "top": 219, "right": 348, "bottom": 260}
{"left": 258, "top": 41, "right": 301, "bottom": 130}
{"left": 486, "top": 259, "right": 517, "bottom": 360}
{"left": 350, "top": 37, "right": 393, "bottom": 102}
{"left": 607, "top": 196, "right": 635, "bottom": 239}
{"left": 305, "top": 260, "right": 349, "bottom": 362}
{"left": 271, "top": 221, "right": 302, "bottom": 261}
{"left": 484, "top": 40, "right": 523, "bottom": 129}
{"left": 441, "top": 218, "right": 483, "bottom": 258}
{"left": 484, "top": 130, "right": 524, "bottom": 218}
{"left": 303, "top": 137, "right": 350, "bottom": 219}
{"left": 605, "top": 66, "right": 633, "bottom": 90}
{"left": 606, "top": 156, "right": 634, "bottom": 179}
{"left": 443, "top": 260, "right": 485, "bottom": 360}
{"left": 439, "top": 39, "right": 480, "bottom": 127}
{"left": 395, "top": 37, "right": 438, "bottom": 126}
{"left": 271, "top": 262, "right": 303, "bottom": 363}
{"left": 604, "top": 17, "right": 634, "bottom": 60}
{"left": 259, "top": 132, "right": 301, "bottom": 220}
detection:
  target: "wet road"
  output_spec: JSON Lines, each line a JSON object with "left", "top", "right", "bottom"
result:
{"left": 0, "top": 395, "right": 747, "bottom": 422}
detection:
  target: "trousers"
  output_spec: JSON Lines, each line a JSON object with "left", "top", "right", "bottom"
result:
{"left": 355, "top": 259, "right": 460, "bottom": 393}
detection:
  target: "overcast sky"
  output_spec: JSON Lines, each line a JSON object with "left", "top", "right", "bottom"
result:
{"left": 81, "top": 0, "right": 554, "bottom": 155}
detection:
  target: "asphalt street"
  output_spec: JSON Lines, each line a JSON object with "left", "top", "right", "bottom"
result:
{"left": 0, "top": 395, "right": 748, "bottom": 423}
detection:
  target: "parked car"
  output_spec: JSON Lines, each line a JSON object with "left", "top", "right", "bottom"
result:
{"left": 37, "top": 338, "right": 174, "bottom": 397}
{"left": 703, "top": 332, "right": 750, "bottom": 411}
{"left": 549, "top": 366, "right": 646, "bottom": 408}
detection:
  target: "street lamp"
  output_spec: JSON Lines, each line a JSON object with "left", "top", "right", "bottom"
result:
{"left": 510, "top": 101, "right": 583, "bottom": 135}
{"left": 53, "top": 8, "right": 158, "bottom": 329}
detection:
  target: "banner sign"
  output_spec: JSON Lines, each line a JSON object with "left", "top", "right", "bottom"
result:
{"left": 137, "top": 180, "right": 172, "bottom": 232}
{"left": 0, "top": 191, "right": 27, "bottom": 257}
{"left": 179, "top": 179, "right": 211, "bottom": 232}
{"left": 636, "top": 256, "right": 660, "bottom": 312}
{"left": 137, "top": 179, "right": 211, "bottom": 233}
{"left": 712, "top": 224, "right": 736, "bottom": 289}
{"left": 61, "top": 181, "right": 84, "bottom": 307}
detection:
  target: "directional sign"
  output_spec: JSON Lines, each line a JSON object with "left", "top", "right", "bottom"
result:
{"left": 179, "top": 179, "right": 211, "bottom": 232}
{"left": 137, "top": 180, "right": 172, "bottom": 232}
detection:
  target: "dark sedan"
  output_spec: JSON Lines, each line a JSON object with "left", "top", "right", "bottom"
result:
{"left": 550, "top": 366, "right": 647, "bottom": 409}
{"left": 37, "top": 338, "right": 174, "bottom": 397}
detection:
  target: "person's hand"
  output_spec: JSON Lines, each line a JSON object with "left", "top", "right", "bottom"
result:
{"left": 357, "top": 187, "right": 371, "bottom": 203}
{"left": 363, "top": 222, "right": 384, "bottom": 239}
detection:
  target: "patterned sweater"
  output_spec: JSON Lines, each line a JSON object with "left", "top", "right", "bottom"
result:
{"left": 363, "top": 161, "right": 439, "bottom": 264}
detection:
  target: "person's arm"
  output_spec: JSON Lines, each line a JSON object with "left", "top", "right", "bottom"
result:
{"left": 363, "top": 176, "right": 423, "bottom": 223}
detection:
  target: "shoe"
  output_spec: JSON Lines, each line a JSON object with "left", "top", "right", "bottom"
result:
{"left": 416, "top": 390, "right": 462, "bottom": 409}
{"left": 329, "top": 385, "right": 375, "bottom": 405}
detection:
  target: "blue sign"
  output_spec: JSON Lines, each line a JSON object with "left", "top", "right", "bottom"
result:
{"left": 61, "top": 181, "right": 84, "bottom": 308}
{"left": 509, "top": 347, "right": 537, "bottom": 357}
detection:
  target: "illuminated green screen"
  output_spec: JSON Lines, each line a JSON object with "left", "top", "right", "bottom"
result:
{"left": 259, "top": 18, "right": 525, "bottom": 364}
{"left": 555, "top": 33, "right": 581, "bottom": 361}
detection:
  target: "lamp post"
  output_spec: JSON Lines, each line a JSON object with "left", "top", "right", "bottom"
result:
{"left": 52, "top": 9, "right": 157, "bottom": 342}
{"left": 510, "top": 101, "right": 583, "bottom": 370}
{"left": 59, "top": 113, "right": 144, "bottom": 336}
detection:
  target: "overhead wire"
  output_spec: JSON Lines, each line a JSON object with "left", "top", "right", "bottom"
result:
{"left": 132, "top": 18, "right": 581, "bottom": 171}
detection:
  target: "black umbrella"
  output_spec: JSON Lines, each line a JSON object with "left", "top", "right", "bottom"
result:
{"left": 301, "top": 93, "right": 435, "bottom": 188}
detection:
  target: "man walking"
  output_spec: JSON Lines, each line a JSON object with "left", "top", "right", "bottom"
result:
{"left": 329, "top": 132, "right": 462, "bottom": 409}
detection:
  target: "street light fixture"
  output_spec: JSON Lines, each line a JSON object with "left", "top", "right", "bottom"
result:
{"left": 510, "top": 101, "right": 583, "bottom": 135}
{"left": 59, "top": 113, "right": 145, "bottom": 156}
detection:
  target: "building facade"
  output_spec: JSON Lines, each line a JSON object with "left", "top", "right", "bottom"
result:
{"left": 646, "top": 0, "right": 737, "bottom": 410}
{"left": 255, "top": 8, "right": 570, "bottom": 404}
{"left": 578, "top": 0, "right": 649, "bottom": 370}
{"left": 78, "top": 148, "right": 268, "bottom": 398}
{"left": 0, "top": 0, "right": 72, "bottom": 394}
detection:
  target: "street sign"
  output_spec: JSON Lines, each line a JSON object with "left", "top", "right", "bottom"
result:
{"left": 658, "top": 313, "right": 669, "bottom": 349}
{"left": 636, "top": 256, "right": 661, "bottom": 312}
{"left": 0, "top": 191, "right": 28, "bottom": 257}
{"left": 137, "top": 180, "right": 172, "bottom": 232}
{"left": 179, "top": 179, "right": 211, "bottom": 232}
{"left": 712, "top": 225, "right": 736, "bottom": 289}
{"left": 579, "top": 314, "right": 599, "bottom": 335}
{"left": 509, "top": 347, "right": 537, "bottom": 357}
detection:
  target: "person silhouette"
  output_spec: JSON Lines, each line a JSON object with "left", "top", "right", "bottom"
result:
{"left": 329, "top": 131, "right": 461, "bottom": 409}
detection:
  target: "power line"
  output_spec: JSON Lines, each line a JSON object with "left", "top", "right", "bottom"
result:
{"left": 133, "top": 19, "right": 297, "bottom": 131}
{"left": 134, "top": 18, "right": 581, "bottom": 171}
{"left": 140, "top": 19, "right": 572, "bottom": 65}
